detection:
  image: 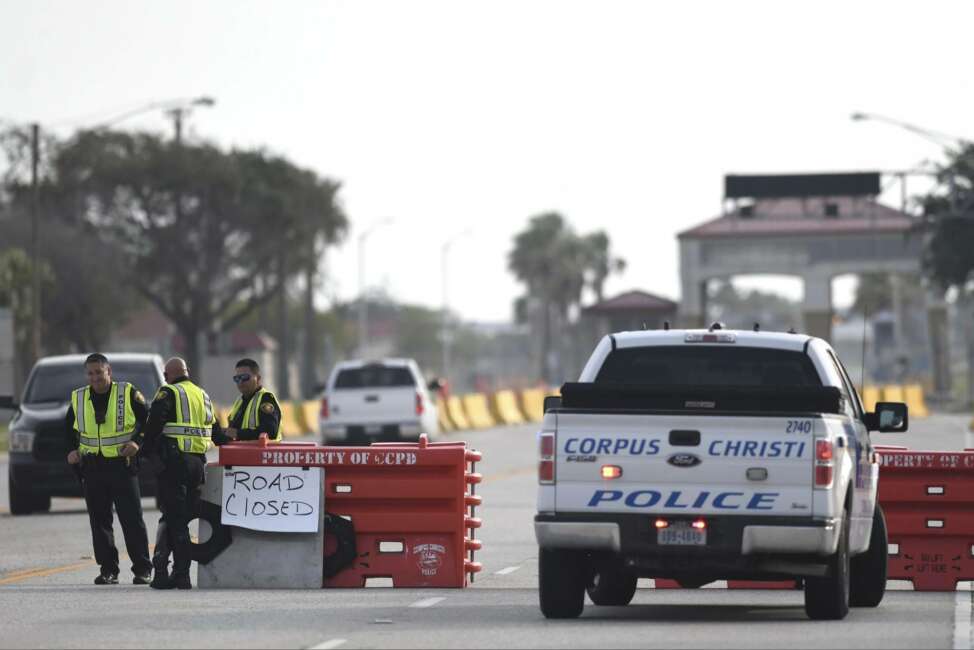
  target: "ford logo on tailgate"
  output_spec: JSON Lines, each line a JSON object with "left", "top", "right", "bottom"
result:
{"left": 667, "top": 453, "right": 702, "bottom": 468}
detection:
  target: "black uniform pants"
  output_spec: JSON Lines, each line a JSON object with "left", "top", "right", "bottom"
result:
{"left": 157, "top": 444, "right": 206, "bottom": 577}
{"left": 81, "top": 455, "right": 152, "bottom": 576}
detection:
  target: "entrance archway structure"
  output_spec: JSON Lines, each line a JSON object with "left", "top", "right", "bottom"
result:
{"left": 677, "top": 172, "right": 951, "bottom": 395}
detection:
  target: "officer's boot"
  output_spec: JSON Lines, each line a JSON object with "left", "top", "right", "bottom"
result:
{"left": 149, "top": 522, "right": 172, "bottom": 589}
{"left": 171, "top": 541, "right": 193, "bottom": 590}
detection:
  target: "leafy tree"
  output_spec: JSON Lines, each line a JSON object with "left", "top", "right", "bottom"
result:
{"left": 0, "top": 248, "right": 54, "bottom": 385}
{"left": 508, "top": 212, "right": 625, "bottom": 382}
{"left": 919, "top": 142, "right": 974, "bottom": 404}
{"left": 50, "top": 130, "right": 348, "bottom": 375}
{"left": 921, "top": 142, "right": 974, "bottom": 291}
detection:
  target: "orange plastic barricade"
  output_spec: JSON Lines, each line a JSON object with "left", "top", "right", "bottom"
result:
{"left": 217, "top": 435, "right": 482, "bottom": 588}
{"left": 877, "top": 446, "right": 974, "bottom": 591}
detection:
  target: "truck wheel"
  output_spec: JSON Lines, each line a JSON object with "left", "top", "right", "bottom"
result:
{"left": 850, "top": 505, "right": 888, "bottom": 607}
{"left": 32, "top": 494, "right": 51, "bottom": 513}
{"left": 587, "top": 568, "right": 638, "bottom": 606}
{"left": 9, "top": 475, "right": 35, "bottom": 516}
{"left": 804, "top": 509, "right": 851, "bottom": 620}
{"left": 539, "top": 548, "right": 587, "bottom": 619}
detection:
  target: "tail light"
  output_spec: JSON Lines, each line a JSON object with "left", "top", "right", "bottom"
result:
{"left": 415, "top": 392, "right": 424, "bottom": 416}
{"left": 319, "top": 396, "right": 329, "bottom": 419}
{"left": 601, "top": 465, "right": 623, "bottom": 480}
{"left": 539, "top": 433, "right": 555, "bottom": 485}
{"left": 815, "top": 439, "right": 834, "bottom": 488}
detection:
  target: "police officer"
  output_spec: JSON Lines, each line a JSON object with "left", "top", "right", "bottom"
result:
{"left": 224, "top": 358, "right": 282, "bottom": 442}
{"left": 65, "top": 353, "right": 153, "bottom": 585}
{"left": 142, "top": 357, "right": 216, "bottom": 590}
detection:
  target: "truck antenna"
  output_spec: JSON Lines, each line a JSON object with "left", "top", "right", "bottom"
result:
{"left": 663, "top": 321, "right": 670, "bottom": 331}
{"left": 753, "top": 322, "right": 760, "bottom": 332}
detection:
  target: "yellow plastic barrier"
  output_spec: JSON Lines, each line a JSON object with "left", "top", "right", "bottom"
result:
{"left": 491, "top": 390, "right": 526, "bottom": 425}
{"left": 861, "top": 386, "right": 881, "bottom": 413}
{"left": 214, "top": 405, "right": 231, "bottom": 428}
{"left": 462, "top": 393, "right": 496, "bottom": 430}
{"left": 520, "top": 388, "right": 546, "bottom": 423}
{"left": 436, "top": 397, "right": 454, "bottom": 433}
{"left": 279, "top": 402, "right": 303, "bottom": 438}
{"left": 298, "top": 400, "right": 320, "bottom": 435}
{"left": 882, "top": 385, "right": 906, "bottom": 404}
{"left": 446, "top": 396, "right": 470, "bottom": 430}
{"left": 904, "top": 384, "right": 929, "bottom": 418}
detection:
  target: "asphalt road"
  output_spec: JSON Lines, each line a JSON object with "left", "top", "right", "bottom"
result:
{"left": 0, "top": 414, "right": 972, "bottom": 649}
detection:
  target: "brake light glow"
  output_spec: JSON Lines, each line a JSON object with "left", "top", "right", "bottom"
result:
{"left": 601, "top": 465, "right": 623, "bottom": 480}
{"left": 685, "top": 333, "right": 737, "bottom": 344}
{"left": 814, "top": 439, "right": 834, "bottom": 489}
{"left": 655, "top": 518, "right": 669, "bottom": 529}
{"left": 320, "top": 396, "right": 329, "bottom": 419}
{"left": 816, "top": 439, "right": 833, "bottom": 461}
{"left": 415, "top": 392, "right": 424, "bottom": 416}
{"left": 691, "top": 519, "right": 707, "bottom": 530}
{"left": 539, "top": 433, "right": 556, "bottom": 485}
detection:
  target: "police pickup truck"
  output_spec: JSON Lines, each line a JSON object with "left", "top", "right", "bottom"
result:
{"left": 535, "top": 326, "right": 908, "bottom": 620}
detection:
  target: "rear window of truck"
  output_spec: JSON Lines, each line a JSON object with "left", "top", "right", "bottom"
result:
{"left": 595, "top": 346, "right": 822, "bottom": 388}
{"left": 334, "top": 366, "right": 416, "bottom": 389}
{"left": 24, "top": 362, "right": 161, "bottom": 404}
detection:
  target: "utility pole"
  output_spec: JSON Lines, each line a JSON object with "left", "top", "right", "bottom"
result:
{"left": 29, "top": 123, "right": 40, "bottom": 366}
{"left": 440, "top": 229, "right": 472, "bottom": 382}
{"left": 356, "top": 218, "right": 395, "bottom": 358}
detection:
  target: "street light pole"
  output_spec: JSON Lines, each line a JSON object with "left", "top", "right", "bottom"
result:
{"left": 357, "top": 218, "right": 395, "bottom": 358}
{"left": 441, "top": 229, "right": 473, "bottom": 382}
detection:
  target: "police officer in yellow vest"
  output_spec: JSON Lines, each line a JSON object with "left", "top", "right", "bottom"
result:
{"left": 65, "top": 353, "right": 153, "bottom": 585}
{"left": 223, "top": 358, "right": 282, "bottom": 442}
{"left": 141, "top": 357, "right": 216, "bottom": 590}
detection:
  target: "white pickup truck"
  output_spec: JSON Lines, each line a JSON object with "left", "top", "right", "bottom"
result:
{"left": 535, "top": 326, "right": 909, "bottom": 620}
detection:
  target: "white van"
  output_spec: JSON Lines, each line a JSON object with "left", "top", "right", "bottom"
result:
{"left": 319, "top": 358, "right": 441, "bottom": 445}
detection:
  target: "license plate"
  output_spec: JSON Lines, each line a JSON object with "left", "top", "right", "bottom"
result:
{"left": 657, "top": 524, "right": 706, "bottom": 546}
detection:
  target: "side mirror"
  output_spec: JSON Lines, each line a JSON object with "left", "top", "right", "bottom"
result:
{"left": 866, "top": 402, "right": 909, "bottom": 433}
{"left": 543, "top": 395, "right": 562, "bottom": 415}
{"left": 427, "top": 378, "right": 443, "bottom": 392}
{"left": 0, "top": 395, "right": 16, "bottom": 410}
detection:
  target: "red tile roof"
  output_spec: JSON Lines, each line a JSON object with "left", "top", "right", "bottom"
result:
{"left": 584, "top": 290, "right": 678, "bottom": 314}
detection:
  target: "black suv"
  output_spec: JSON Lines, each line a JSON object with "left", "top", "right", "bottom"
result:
{"left": 0, "top": 353, "right": 165, "bottom": 515}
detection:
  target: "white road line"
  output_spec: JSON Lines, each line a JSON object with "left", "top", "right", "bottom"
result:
{"left": 308, "top": 639, "right": 347, "bottom": 650}
{"left": 410, "top": 597, "right": 445, "bottom": 608}
{"left": 953, "top": 590, "right": 972, "bottom": 650}
{"left": 495, "top": 566, "right": 521, "bottom": 575}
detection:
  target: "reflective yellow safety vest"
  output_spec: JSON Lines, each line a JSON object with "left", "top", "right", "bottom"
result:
{"left": 73, "top": 382, "right": 137, "bottom": 458}
{"left": 161, "top": 380, "right": 215, "bottom": 454}
{"left": 228, "top": 388, "right": 282, "bottom": 441}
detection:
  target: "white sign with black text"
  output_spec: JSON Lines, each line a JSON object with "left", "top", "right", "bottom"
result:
{"left": 221, "top": 466, "right": 322, "bottom": 533}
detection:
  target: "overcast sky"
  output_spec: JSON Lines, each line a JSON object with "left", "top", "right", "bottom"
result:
{"left": 2, "top": 0, "right": 972, "bottom": 321}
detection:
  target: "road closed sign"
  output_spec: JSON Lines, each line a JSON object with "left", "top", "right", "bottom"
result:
{"left": 221, "top": 466, "right": 322, "bottom": 533}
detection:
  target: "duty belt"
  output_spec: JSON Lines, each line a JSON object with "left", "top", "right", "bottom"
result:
{"left": 162, "top": 425, "right": 211, "bottom": 437}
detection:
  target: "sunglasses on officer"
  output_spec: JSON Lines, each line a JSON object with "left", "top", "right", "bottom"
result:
{"left": 232, "top": 373, "right": 252, "bottom": 384}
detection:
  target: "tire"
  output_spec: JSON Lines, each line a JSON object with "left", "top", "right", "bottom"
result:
{"left": 804, "top": 508, "right": 851, "bottom": 620}
{"left": 31, "top": 494, "right": 51, "bottom": 513}
{"left": 587, "top": 568, "right": 638, "bottom": 606}
{"left": 850, "top": 505, "right": 888, "bottom": 607}
{"left": 539, "top": 547, "right": 587, "bottom": 619}
{"left": 9, "top": 475, "right": 35, "bottom": 516}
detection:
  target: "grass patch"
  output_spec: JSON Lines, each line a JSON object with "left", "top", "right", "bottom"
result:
{"left": 0, "top": 422, "right": 7, "bottom": 453}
